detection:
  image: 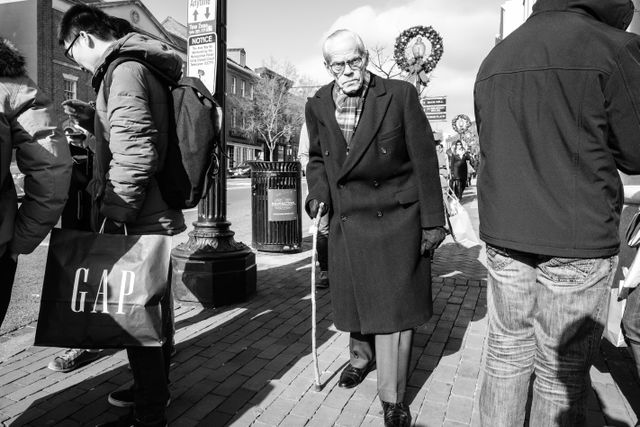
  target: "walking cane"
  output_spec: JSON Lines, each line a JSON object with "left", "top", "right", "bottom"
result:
{"left": 310, "top": 202, "right": 325, "bottom": 392}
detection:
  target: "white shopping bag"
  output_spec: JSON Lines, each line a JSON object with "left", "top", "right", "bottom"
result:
{"left": 604, "top": 280, "right": 628, "bottom": 347}
{"left": 622, "top": 250, "right": 640, "bottom": 291}
{"left": 444, "top": 189, "right": 480, "bottom": 248}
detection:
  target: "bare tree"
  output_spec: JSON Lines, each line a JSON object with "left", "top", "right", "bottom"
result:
{"left": 367, "top": 44, "right": 432, "bottom": 95}
{"left": 367, "top": 44, "right": 407, "bottom": 80}
{"left": 243, "top": 60, "right": 304, "bottom": 161}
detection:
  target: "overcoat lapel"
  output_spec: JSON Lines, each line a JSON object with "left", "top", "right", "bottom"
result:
{"left": 315, "top": 84, "right": 348, "bottom": 167}
{"left": 338, "top": 75, "right": 390, "bottom": 180}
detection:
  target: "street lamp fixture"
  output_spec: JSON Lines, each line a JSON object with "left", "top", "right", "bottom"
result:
{"left": 412, "top": 37, "right": 426, "bottom": 62}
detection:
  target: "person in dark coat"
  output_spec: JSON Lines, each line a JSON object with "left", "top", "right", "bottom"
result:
{"left": 474, "top": 0, "right": 640, "bottom": 425}
{"left": 305, "top": 29, "right": 446, "bottom": 427}
{"left": 446, "top": 140, "right": 471, "bottom": 199}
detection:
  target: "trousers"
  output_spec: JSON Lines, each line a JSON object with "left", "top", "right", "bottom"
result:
{"left": 350, "top": 329, "right": 413, "bottom": 403}
{"left": 480, "top": 245, "right": 616, "bottom": 427}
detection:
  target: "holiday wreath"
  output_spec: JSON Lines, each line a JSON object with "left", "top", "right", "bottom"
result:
{"left": 394, "top": 26, "right": 444, "bottom": 74}
{"left": 452, "top": 114, "right": 472, "bottom": 135}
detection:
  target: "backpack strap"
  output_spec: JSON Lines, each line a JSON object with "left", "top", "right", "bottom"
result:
{"left": 101, "top": 55, "right": 178, "bottom": 100}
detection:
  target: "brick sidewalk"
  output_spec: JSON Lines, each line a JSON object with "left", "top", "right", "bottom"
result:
{"left": 0, "top": 187, "right": 638, "bottom": 426}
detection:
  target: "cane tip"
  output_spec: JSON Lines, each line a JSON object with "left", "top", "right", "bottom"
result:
{"left": 314, "top": 384, "right": 323, "bottom": 392}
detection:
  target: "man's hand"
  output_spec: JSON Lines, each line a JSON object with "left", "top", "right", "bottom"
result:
{"left": 308, "top": 199, "right": 328, "bottom": 219}
{"left": 421, "top": 227, "right": 447, "bottom": 255}
{"left": 61, "top": 99, "right": 95, "bottom": 125}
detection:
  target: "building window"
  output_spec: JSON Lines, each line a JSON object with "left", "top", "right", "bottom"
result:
{"left": 250, "top": 84, "right": 254, "bottom": 100}
{"left": 241, "top": 80, "right": 246, "bottom": 97}
{"left": 232, "top": 108, "right": 237, "bottom": 127}
{"left": 227, "top": 145, "right": 234, "bottom": 167}
{"left": 231, "top": 76, "right": 237, "bottom": 94}
{"left": 240, "top": 111, "right": 245, "bottom": 128}
{"left": 63, "top": 74, "right": 78, "bottom": 100}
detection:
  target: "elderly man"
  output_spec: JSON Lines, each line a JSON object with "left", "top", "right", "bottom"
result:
{"left": 305, "top": 29, "right": 446, "bottom": 427}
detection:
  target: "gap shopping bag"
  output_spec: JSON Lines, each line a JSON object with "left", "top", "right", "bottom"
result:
{"left": 34, "top": 227, "right": 172, "bottom": 349}
{"left": 604, "top": 280, "right": 628, "bottom": 347}
{"left": 444, "top": 188, "right": 480, "bottom": 248}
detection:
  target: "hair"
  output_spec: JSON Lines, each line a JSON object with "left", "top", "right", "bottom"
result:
{"left": 57, "top": 4, "right": 133, "bottom": 46}
{"left": 322, "top": 29, "right": 367, "bottom": 63}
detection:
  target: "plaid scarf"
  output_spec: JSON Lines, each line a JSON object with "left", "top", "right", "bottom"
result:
{"left": 333, "top": 71, "right": 370, "bottom": 148}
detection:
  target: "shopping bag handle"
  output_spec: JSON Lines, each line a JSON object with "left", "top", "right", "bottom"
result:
{"left": 99, "top": 218, "right": 128, "bottom": 235}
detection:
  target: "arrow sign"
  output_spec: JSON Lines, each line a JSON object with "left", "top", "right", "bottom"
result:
{"left": 205, "top": 7, "right": 210, "bottom": 19}
{"left": 192, "top": 9, "right": 198, "bottom": 21}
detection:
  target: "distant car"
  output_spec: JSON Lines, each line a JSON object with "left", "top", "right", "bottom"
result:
{"left": 227, "top": 161, "right": 251, "bottom": 178}
{"left": 10, "top": 161, "right": 25, "bottom": 201}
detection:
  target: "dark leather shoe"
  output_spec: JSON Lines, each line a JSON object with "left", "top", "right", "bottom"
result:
{"left": 382, "top": 401, "right": 411, "bottom": 427}
{"left": 338, "top": 362, "right": 373, "bottom": 388}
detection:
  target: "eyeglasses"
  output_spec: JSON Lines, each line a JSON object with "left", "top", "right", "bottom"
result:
{"left": 328, "top": 56, "right": 364, "bottom": 74}
{"left": 64, "top": 33, "right": 81, "bottom": 61}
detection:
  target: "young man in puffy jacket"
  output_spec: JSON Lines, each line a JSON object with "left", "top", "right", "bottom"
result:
{"left": 475, "top": 0, "right": 640, "bottom": 425}
{"left": 59, "top": 5, "right": 185, "bottom": 426}
{"left": 0, "top": 37, "right": 71, "bottom": 328}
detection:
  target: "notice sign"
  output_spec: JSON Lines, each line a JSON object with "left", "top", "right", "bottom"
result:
{"left": 268, "top": 189, "right": 297, "bottom": 221}
{"left": 187, "top": 33, "right": 216, "bottom": 95}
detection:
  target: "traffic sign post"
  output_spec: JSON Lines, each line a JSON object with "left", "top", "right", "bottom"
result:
{"left": 422, "top": 96, "right": 447, "bottom": 122}
{"left": 171, "top": 0, "right": 257, "bottom": 308}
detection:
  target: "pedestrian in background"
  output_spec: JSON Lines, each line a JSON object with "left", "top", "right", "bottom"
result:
{"left": 298, "top": 121, "right": 329, "bottom": 288}
{"left": 446, "top": 140, "right": 471, "bottom": 200}
{"left": 474, "top": 0, "right": 640, "bottom": 425}
{"left": 0, "top": 36, "right": 71, "bottom": 328}
{"left": 59, "top": 4, "right": 185, "bottom": 426}
{"left": 305, "top": 29, "right": 446, "bottom": 427}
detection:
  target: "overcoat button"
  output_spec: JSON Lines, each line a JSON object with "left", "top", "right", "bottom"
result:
{"left": 380, "top": 147, "right": 388, "bottom": 154}
{"left": 338, "top": 184, "right": 345, "bottom": 189}
{"left": 324, "top": 150, "right": 330, "bottom": 156}
{"left": 376, "top": 211, "right": 383, "bottom": 217}
{"left": 341, "top": 215, "right": 347, "bottom": 222}
{"left": 373, "top": 180, "right": 379, "bottom": 187}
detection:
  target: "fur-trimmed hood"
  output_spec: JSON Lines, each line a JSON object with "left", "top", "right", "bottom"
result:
{"left": 0, "top": 38, "right": 26, "bottom": 78}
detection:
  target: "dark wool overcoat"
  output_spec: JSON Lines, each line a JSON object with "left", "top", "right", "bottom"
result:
{"left": 305, "top": 74, "right": 445, "bottom": 334}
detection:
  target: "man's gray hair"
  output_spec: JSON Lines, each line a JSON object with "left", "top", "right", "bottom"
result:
{"left": 322, "top": 29, "right": 367, "bottom": 63}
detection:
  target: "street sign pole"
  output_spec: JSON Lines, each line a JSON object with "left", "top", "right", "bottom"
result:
{"left": 171, "top": 0, "right": 256, "bottom": 307}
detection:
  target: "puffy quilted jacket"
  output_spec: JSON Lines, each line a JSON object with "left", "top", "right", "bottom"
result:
{"left": 0, "top": 38, "right": 71, "bottom": 256}
{"left": 88, "top": 33, "right": 185, "bottom": 235}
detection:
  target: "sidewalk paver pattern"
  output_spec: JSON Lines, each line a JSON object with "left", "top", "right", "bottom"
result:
{"left": 0, "top": 187, "right": 638, "bottom": 426}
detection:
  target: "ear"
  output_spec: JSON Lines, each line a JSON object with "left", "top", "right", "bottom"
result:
{"left": 324, "top": 61, "right": 335, "bottom": 80}
{"left": 361, "top": 51, "right": 370, "bottom": 68}
{"left": 81, "top": 31, "right": 95, "bottom": 49}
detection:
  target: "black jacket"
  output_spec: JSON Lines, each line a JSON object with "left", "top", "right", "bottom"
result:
{"left": 475, "top": 0, "right": 640, "bottom": 258}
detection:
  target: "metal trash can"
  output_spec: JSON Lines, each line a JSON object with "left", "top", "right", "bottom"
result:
{"left": 250, "top": 161, "right": 302, "bottom": 252}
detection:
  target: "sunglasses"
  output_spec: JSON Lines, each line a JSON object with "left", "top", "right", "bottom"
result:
{"left": 64, "top": 33, "right": 81, "bottom": 61}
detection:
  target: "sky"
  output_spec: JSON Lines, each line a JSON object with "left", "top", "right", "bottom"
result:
{"left": 143, "top": 0, "right": 507, "bottom": 135}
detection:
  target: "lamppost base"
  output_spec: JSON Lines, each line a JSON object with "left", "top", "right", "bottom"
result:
{"left": 171, "top": 223, "right": 257, "bottom": 308}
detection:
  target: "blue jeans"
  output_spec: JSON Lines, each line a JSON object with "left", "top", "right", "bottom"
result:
{"left": 622, "top": 285, "right": 640, "bottom": 382}
{"left": 480, "top": 245, "right": 617, "bottom": 427}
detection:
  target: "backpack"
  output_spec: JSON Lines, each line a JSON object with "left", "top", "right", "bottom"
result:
{"left": 102, "top": 55, "right": 220, "bottom": 210}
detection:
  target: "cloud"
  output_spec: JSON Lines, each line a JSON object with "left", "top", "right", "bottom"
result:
{"left": 297, "top": 0, "right": 503, "bottom": 121}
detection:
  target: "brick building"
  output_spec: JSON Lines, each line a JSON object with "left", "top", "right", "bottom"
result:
{"left": 0, "top": 0, "right": 266, "bottom": 164}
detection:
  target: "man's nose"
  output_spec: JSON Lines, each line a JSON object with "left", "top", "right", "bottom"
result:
{"left": 343, "top": 65, "right": 355, "bottom": 76}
